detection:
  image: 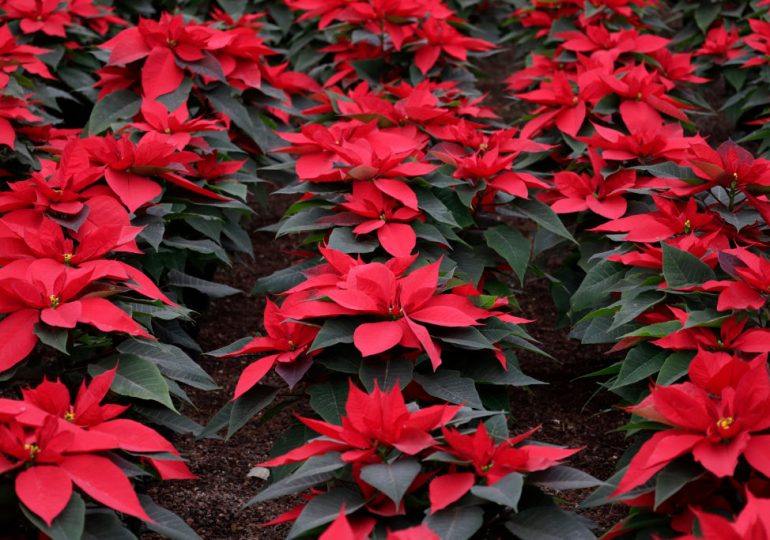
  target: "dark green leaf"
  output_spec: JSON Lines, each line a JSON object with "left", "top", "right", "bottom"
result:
{"left": 87, "top": 90, "right": 141, "bottom": 133}
{"left": 505, "top": 506, "right": 596, "bottom": 540}
{"left": 21, "top": 493, "right": 85, "bottom": 540}
{"left": 471, "top": 472, "right": 523, "bottom": 509}
{"left": 484, "top": 225, "right": 530, "bottom": 283}
{"left": 424, "top": 506, "right": 483, "bottom": 540}
{"left": 360, "top": 459, "right": 420, "bottom": 506}
{"left": 287, "top": 487, "right": 363, "bottom": 539}
{"left": 662, "top": 243, "right": 715, "bottom": 288}
{"left": 308, "top": 380, "right": 349, "bottom": 424}
{"left": 414, "top": 371, "right": 483, "bottom": 409}
{"left": 360, "top": 357, "right": 413, "bottom": 392}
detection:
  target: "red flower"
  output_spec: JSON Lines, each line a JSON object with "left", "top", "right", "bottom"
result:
{"left": 284, "top": 260, "right": 491, "bottom": 369}
{"left": 337, "top": 181, "right": 423, "bottom": 257}
{"left": 591, "top": 196, "right": 718, "bottom": 242}
{"left": 131, "top": 100, "right": 223, "bottom": 150}
{"left": 0, "top": 259, "right": 152, "bottom": 372}
{"left": 82, "top": 132, "right": 227, "bottom": 213}
{"left": 441, "top": 422, "right": 579, "bottom": 482}
{"left": 696, "top": 24, "right": 742, "bottom": 62}
{"left": 3, "top": 0, "right": 72, "bottom": 37}
{"left": 261, "top": 381, "right": 460, "bottom": 467}
{"left": 691, "top": 493, "right": 770, "bottom": 539}
{"left": 700, "top": 248, "right": 770, "bottom": 311}
{"left": 687, "top": 141, "right": 770, "bottom": 194}
{"left": 221, "top": 297, "right": 320, "bottom": 397}
{"left": 541, "top": 149, "right": 635, "bottom": 219}
{"left": 0, "top": 217, "right": 175, "bottom": 305}
{"left": 516, "top": 72, "right": 588, "bottom": 138}
{"left": 653, "top": 310, "right": 770, "bottom": 354}
{"left": 0, "top": 24, "right": 53, "bottom": 86}
{"left": 412, "top": 17, "right": 494, "bottom": 75}
{"left": 614, "top": 361, "right": 770, "bottom": 495}
{"left": 101, "top": 13, "right": 223, "bottom": 99}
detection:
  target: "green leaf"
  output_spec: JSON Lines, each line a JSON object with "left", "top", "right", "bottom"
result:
{"left": 462, "top": 354, "right": 544, "bottom": 386}
{"left": 21, "top": 492, "right": 85, "bottom": 540}
{"left": 529, "top": 466, "right": 602, "bottom": 490}
{"left": 360, "top": 357, "right": 413, "bottom": 392}
{"left": 656, "top": 351, "right": 694, "bottom": 386}
{"left": 415, "top": 187, "right": 460, "bottom": 227}
{"left": 511, "top": 199, "right": 576, "bottom": 243}
{"left": 254, "top": 258, "right": 320, "bottom": 294}
{"left": 695, "top": 3, "right": 721, "bottom": 33}
{"left": 471, "top": 472, "right": 523, "bottom": 509}
{"left": 310, "top": 319, "right": 357, "bottom": 351}
{"left": 34, "top": 323, "right": 69, "bottom": 354}
{"left": 117, "top": 339, "right": 217, "bottom": 391}
{"left": 505, "top": 506, "right": 596, "bottom": 540}
{"left": 166, "top": 270, "right": 240, "bottom": 298}
{"left": 433, "top": 327, "right": 494, "bottom": 350}
{"left": 308, "top": 380, "right": 349, "bottom": 424}
{"left": 87, "top": 90, "right": 141, "bottom": 133}
{"left": 571, "top": 260, "right": 623, "bottom": 313}
{"left": 414, "top": 370, "right": 483, "bottom": 409}
{"left": 611, "top": 345, "right": 668, "bottom": 390}
{"left": 360, "top": 459, "right": 421, "bottom": 506}
{"left": 249, "top": 453, "right": 347, "bottom": 504}
{"left": 484, "top": 225, "right": 530, "bottom": 283}
{"left": 228, "top": 385, "right": 280, "bottom": 438}
{"left": 140, "top": 496, "right": 202, "bottom": 540}
{"left": 82, "top": 511, "right": 136, "bottom": 540}
{"left": 327, "top": 227, "right": 378, "bottom": 254}
{"left": 662, "top": 243, "right": 715, "bottom": 288}
{"left": 287, "top": 487, "right": 364, "bottom": 539}
{"left": 91, "top": 355, "right": 175, "bottom": 411}
{"left": 654, "top": 461, "right": 703, "bottom": 510}
{"left": 424, "top": 506, "right": 483, "bottom": 540}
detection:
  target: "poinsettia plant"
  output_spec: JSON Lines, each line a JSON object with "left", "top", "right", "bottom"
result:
{"left": 0, "top": 368, "right": 198, "bottom": 539}
{"left": 247, "top": 380, "right": 599, "bottom": 539}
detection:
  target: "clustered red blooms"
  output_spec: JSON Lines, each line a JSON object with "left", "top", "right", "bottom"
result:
{"left": 504, "top": 0, "right": 770, "bottom": 537}
{"left": 0, "top": 368, "right": 193, "bottom": 526}
{"left": 257, "top": 382, "right": 578, "bottom": 528}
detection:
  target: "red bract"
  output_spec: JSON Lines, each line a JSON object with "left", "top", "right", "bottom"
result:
{"left": 695, "top": 25, "right": 742, "bottom": 62}
{"left": 0, "top": 24, "right": 53, "bottom": 86}
{"left": 614, "top": 361, "right": 770, "bottom": 495}
{"left": 131, "top": 100, "right": 223, "bottom": 150}
{"left": 690, "top": 493, "right": 770, "bottom": 539}
{"left": 440, "top": 423, "right": 579, "bottom": 483}
{"left": 541, "top": 149, "right": 635, "bottom": 219}
{"left": 0, "top": 218, "right": 174, "bottom": 305}
{"left": 412, "top": 17, "right": 494, "bottom": 75}
{"left": 701, "top": 248, "right": 770, "bottom": 311}
{"left": 17, "top": 369, "right": 194, "bottom": 481}
{"left": 2, "top": 0, "right": 72, "bottom": 37}
{"left": 221, "top": 297, "right": 320, "bottom": 398}
{"left": 261, "top": 381, "right": 459, "bottom": 467}
{"left": 284, "top": 260, "right": 491, "bottom": 369}
{"left": 516, "top": 72, "right": 588, "bottom": 137}
{"left": 687, "top": 141, "right": 770, "bottom": 194}
{"left": 591, "top": 196, "right": 718, "bottom": 242}
{"left": 337, "top": 181, "right": 423, "bottom": 257}
{"left": 557, "top": 25, "right": 668, "bottom": 58}
{"left": 101, "top": 13, "right": 223, "bottom": 99}
{"left": 0, "top": 259, "right": 151, "bottom": 371}
{"left": 321, "top": 509, "right": 439, "bottom": 540}
{"left": 653, "top": 311, "right": 770, "bottom": 354}
{"left": 82, "top": 132, "right": 227, "bottom": 212}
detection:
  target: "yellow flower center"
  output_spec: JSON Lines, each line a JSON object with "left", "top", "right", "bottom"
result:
{"left": 164, "top": 128, "right": 171, "bottom": 134}
{"left": 683, "top": 219, "right": 691, "bottom": 234}
{"left": 481, "top": 462, "right": 494, "bottom": 472}
{"left": 24, "top": 443, "right": 40, "bottom": 460}
{"left": 717, "top": 416, "right": 734, "bottom": 431}
{"left": 572, "top": 96, "right": 578, "bottom": 105}
{"left": 479, "top": 143, "right": 488, "bottom": 151}
{"left": 64, "top": 409, "right": 76, "bottom": 422}
{"left": 63, "top": 252, "right": 73, "bottom": 264}
{"left": 167, "top": 38, "right": 177, "bottom": 48}
{"left": 49, "top": 294, "right": 60, "bottom": 308}
{"left": 636, "top": 92, "right": 643, "bottom": 101}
